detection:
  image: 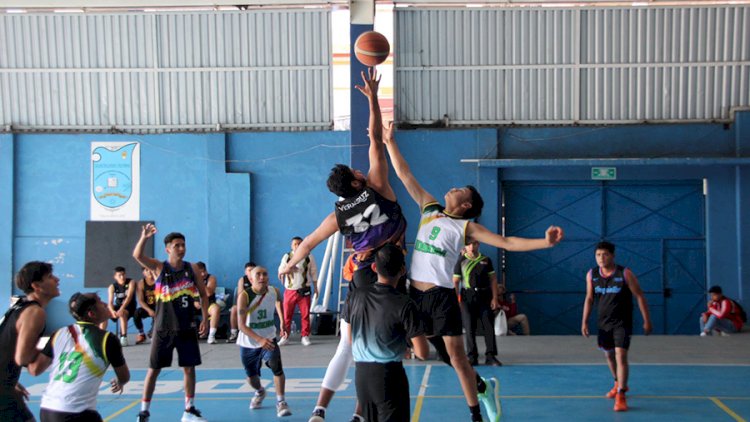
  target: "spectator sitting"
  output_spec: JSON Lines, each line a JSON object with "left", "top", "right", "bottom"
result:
{"left": 133, "top": 267, "right": 157, "bottom": 344}
{"left": 102, "top": 266, "right": 136, "bottom": 347}
{"left": 700, "top": 285, "right": 745, "bottom": 336}
{"left": 497, "top": 286, "right": 530, "bottom": 336}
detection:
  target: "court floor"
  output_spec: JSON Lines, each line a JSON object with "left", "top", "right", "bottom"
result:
{"left": 19, "top": 363, "right": 750, "bottom": 421}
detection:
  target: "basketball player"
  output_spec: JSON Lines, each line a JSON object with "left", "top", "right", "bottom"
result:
{"left": 383, "top": 122, "right": 564, "bottom": 422}
{"left": 279, "top": 68, "right": 407, "bottom": 422}
{"left": 33, "top": 292, "right": 130, "bottom": 422}
{"left": 133, "top": 224, "right": 210, "bottom": 422}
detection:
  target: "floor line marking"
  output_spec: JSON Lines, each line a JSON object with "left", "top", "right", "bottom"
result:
{"left": 710, "top": 397, "right": 747, "bottom": 422}
{"left": 411, "top": 364, "right": 432, "bottom": 422}
{"left": 103, "top": 399, "right": 140, "bottom": 422}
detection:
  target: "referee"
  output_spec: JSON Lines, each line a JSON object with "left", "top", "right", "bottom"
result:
{"left": 453, "top": 240, "right": 502, "bottom": 366}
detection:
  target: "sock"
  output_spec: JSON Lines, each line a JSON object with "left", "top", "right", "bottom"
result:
{"left": 209, "top": 328, "right": 217, "bottom": 338}
{"left": 352, "top": 415, "right": 364, "bottom": 422}
{"left": 231, "top": 328, "right": 238, "bottom": 335}
{"left": 185, "top": 396, "right": 194, "bottom": 409}
{"left": 256, "top": 387, "right": 265, "bottom": 396}
{"left": 469, "top": 404, "right": 482, "bottom": 421}
{"left": 277, "top": 394, "right": 285, "bottom": 402}
{"left": 476, "top": 374, "right": 487, "bottom": 394}
{"left": 314, "top": 405, "right": 326, "bottom": 414}
{"left": 141, "top": 400, "right": 151, "bottom": 412}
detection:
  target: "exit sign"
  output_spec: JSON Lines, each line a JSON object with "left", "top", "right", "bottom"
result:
{"left": 592, "top": 167, "right": 617, "bottom": 180}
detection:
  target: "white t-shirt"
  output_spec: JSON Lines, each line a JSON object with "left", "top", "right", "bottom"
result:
{"left": 237, "top": 286, "right": 281, "bottom": 349}
{"left": 409, "top": 202, "right": 469, "bottom": 289}
{"left": 278, "top": 252, "right": 317, "bottom": 290}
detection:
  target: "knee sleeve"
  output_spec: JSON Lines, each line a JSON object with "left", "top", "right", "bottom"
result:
{"left": 266, "top": 353, "right": 285, "bottom": 377}
{"left": 321, "top": 319, "right": 353, "bottom": 391}
{"left": 428, "top": 336, "right": 453, "bottom": 367}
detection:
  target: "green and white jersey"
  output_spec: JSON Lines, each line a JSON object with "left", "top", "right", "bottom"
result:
{"left": 409, "top": 202, "right": 469, "bottom": 289}
{"left": 237, "top": 286, "right": 281, "bottom": 349}
{"left": 41, "top": 322, "right": 124, "bottom": 413}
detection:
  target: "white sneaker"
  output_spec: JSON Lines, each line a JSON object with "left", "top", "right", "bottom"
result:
{"left": 277, "top": 336, "right": 290, "bottom": 346}
{"left": 181, "top": 407, "right": 207, "bottom": 422}
{"left": 207, "top": 336, "right": 217, "bottom": 344}
{"left": 719, "top": 331, "right": 731, "bottom": 337}
{"left": 250, "top": 389, "right": 266, "bottom": 409}
{"left": 277, "top": 401, "right": 292, "bottom": 417}
{"left": 700, "top": 332, "right": 708, "bottom": 337}
{"left": 301, "top": 336, "right": 311, "bottom": 346}
{"left": 119, "top": 336, "right": 128, "bottom": 347}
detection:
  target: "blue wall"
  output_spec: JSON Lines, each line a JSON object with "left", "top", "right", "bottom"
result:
{"left": 3, "top": 112, "right": 748, "bottom": 331}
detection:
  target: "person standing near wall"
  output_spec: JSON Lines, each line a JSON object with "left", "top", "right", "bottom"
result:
{"left": 0, "top": 261, "right": 60, "bottom": 422}
{"left": 581, "top": 241, "right": 652, "bottom": 412}
{"left": 278, "top": 236, "right": 317, "bottom": 347}
{"left": 453, "top": 240, "right": 501, "bottom": 367}
{"left": 133, "top": 224, "right": 210, "bottom": 422}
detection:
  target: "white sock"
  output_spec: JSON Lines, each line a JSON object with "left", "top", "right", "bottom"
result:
{"left": 277, "top": 394, "right": 285, "bottom": 402}
{"left": 352, "top": 414, "right": 364, "bottom": 422}
{"left": 231, "top": 328, "right": 238, "bottom": 335}
{"left": 141, "top": 400, "right": 151, "bottom": 412}
{"left": 314, "top": 405, "right": 326, "bottom": 413}
{"left": 185, "top": 396, "right": 194, "bottom": 409}
{"left": 209, "top": 328, "right": 217, "bottom": 337}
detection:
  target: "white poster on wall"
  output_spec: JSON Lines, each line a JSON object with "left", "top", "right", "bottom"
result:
{"left": 90, "top": 142, "right": 140, "bottom": 221}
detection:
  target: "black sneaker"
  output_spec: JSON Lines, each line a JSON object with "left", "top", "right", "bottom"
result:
{"left": 308, "top": 408, "right": 326, "bottom": 422}
{"left": 469, "top": 356, "right": 479, "bottom": 366}
{"left": 136, "top": 410, "right": 150, "bottom": 422}
{"left": 485, "top": 356, "right": 503, "bottom": 366}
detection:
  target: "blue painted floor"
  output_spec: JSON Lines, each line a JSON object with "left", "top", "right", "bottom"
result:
{"left": 19, "top": 364, "right": 750, "bottom": 421}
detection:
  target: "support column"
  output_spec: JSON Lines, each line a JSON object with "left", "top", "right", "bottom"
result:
{"left": 0, "top": 134, "right": 14, "bottom": 305}
{"left": 349, "top": 0, "right": 374, "bottom": 171}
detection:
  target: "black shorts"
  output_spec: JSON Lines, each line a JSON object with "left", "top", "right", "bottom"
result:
{"left": 40, "top": 408, "right": 102, "bottom": 422}
{"left": 355, "top": 362, "right": 410, "bottom": 422}
{"left": 150, "top": 329, "right": 202, "bottom": 369}
{"left": 409, "top": 286, "right": 463, "bottom": 337}
{"left": 597, "top": 326, "right": 632, "bottom": 351}
{"left": 0, "top": 392, "right": 34, "bottom": 422}
{"left": 240, "top": 343, "right": 284, "bottom": 378}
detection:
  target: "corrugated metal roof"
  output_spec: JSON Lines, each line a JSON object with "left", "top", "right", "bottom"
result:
{"left": 0, "top": 10, "right": 332, "bottom": 132}
{"left": 395, "top": 6, "right": 750, "bottom": 124}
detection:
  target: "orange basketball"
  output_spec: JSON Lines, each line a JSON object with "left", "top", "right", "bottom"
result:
{"left": 354, "top": 31, "right": 390, "bottom": 67}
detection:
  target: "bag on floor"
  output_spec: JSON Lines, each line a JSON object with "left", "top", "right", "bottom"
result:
{"left": 494, "top": 310, "right": 508, "bottom": 336}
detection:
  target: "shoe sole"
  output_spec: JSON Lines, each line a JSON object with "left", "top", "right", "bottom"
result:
{"left": 490, "top": 377, "right": 502, "bottom": 422}
{"left": 278, "top": 410, "right": 292, "bottom": 417}
{"left": 308, "top": 417, "right": 325, "bottom": 422}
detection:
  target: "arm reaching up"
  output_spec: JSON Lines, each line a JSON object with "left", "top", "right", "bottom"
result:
{"left": 467, "top": 223, "right": 564, "bottom": 252}
{"left": 382, "top": 121, "right": 437, "bottom": 208}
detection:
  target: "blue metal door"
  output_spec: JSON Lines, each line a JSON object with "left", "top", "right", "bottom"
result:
{"left": 503, "top": 181, "right": 705, "bottom": 335}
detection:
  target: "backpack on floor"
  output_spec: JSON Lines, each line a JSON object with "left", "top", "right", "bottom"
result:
{"left": 731, "top": 300, "right": 748, "bottom": 323}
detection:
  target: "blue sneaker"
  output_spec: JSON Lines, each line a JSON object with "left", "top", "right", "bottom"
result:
{"left": 477, "top": 377, "right": 501, "bottom": 422}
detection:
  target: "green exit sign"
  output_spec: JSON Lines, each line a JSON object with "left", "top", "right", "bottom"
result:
{"left": 592, "top": 167, "right": 617, "bottom": 180}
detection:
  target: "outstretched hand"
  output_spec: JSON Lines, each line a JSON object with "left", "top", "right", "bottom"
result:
{"left": 383, "top": 121, "right": 395, "bottom": 146}
{"left": 354, "top": 67, "right": 381, "bottom": 100}
{"left": 545, "top": 226, "right": 564, "bottom": 246}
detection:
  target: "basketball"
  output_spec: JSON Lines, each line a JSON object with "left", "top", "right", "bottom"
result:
{"left": 354, "top": 31, "right": 390, "bottom": 67}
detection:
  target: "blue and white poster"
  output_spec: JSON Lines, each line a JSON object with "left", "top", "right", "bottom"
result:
{"left": 90, "top": 142, "right": 140, "bottom": 221}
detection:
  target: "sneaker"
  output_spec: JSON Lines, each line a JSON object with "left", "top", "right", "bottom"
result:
{"left": 227, "top": 332, "right": 238, "bottom": 343}
{"left": 308, "top": 408, "right": 326, "bottom": 422}
{"left": 250, "top": 389, "right": 267, "bottom": 409}
{"left": 485, "top": 356, "right": 502, "bottom": 367}
{"left": 181, "top": 406, "right": 207, "bottom": 422}
{"left": 719, "top": 331, "right": 731, "bottom": 337}
{"left": 207, "top": 336, "right": 217, "bottom": 344}
{"left": 605, "top": 381, "right": 618, "bottom": 399}
{"left": 277, "top": 336, "right": 290, "bottom": 346}
{"left": 136, "top": 410, "right": 150, "bottom": 422}
{"left": 136, "top": 333, "right": 147, "bottom": 345}
{"left": 120, "top": 336, "right": 128, "bottom": 347}
{"left": 477, "top": 377, "right": 501, "bottom": 422}
{"left": 301, "top": 336, "right": 312, "bottom": 346}
{"left": 700, "top": 332, "right": 708, "bottom": 337}
{"left": 614, "top": 391, "right": 628, "bottom": 412}
{"left": 277, "top": 401, "right": 292, "bottom": 417}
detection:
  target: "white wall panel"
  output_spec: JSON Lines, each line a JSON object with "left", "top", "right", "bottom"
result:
{"left": 0, "top": 10, "right": 331, "bottom": 132}
{"left": 395, "top": 6, "right": 750, "bottom": 124}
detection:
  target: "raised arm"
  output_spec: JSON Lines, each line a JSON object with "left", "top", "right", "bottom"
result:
{"left": 467, "top": 223, "right": 564, "bottom": 252}
{"left": 133, "top": 224, "right": 161, "bottom": 272}
{"left": 382, "top": 122, "right": 436, "bottom": 208}
{"left": 625, "top": 269, "right": 652, "bottom": 335}
{"left": 355, "top": 68, "right": 396, "bottom": 201}
{"left": 280, "top": 213, "right": 338, "bottom": 277}
{"left": 581, "top": 270, "right": 595, "bottom": 337}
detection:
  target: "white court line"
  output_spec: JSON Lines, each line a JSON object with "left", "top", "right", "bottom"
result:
{"left": 410, "top": 364, "right": 432, "bottom": 422}
{"left": 418, "top": 364, "right": 432, "bottom": 397}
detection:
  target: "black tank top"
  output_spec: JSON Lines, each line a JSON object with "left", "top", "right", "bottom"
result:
{"left": 592, "top": 265, "right": 633, "bottom": 330}
{"left": 112, "top": 279, "right": 133, "bottom": 308}
{"left": 203, "top": 274, "right": 216, "bottom": 304}
{"left": 242, "top": 275, "right": 252, "bottom": 296}
{"left": 154, "top": 261, "right": 199, "bottom": 332}
{"left": 142, "top": 279, "right": 156, "bottom": 306}
{"left": 0, "top": 299, "right": 41, "bottom": 390}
